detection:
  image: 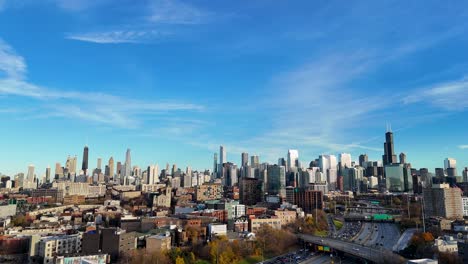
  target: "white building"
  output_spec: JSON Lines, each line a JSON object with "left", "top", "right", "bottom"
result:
{"left": 444, "top": 157, "right": 457, "bottom": 176}
{"left": 0, "top": 204, "right": 17, "bottom": 218}
{"left": 208, "top": 224, "right": 227, "bottom": 237}
{"left": 433, "top": 235, "right": 458, "bottom": 253}
{"left": 444, "top": 158, "right": 457, "bottom": 171}
{"left": 27, "top": 164, "right": 35, "bottom": 182}
{"left": 462, "top": 197, "right": 468, "bottom": 217}
{"left": 147, "top": 164, "right": 159, "bottom": 184}
{"left": 232, "top": 204, "right": 246, "bottom": 218}
{"left": 38, "top": 234, "right": 82, "bottom": 264}
{"left": 339, "top": 153, "right": 352, "bottom": 168}
{"left": 220, "top": 146, "right": 227, "bottom": 165}
{"left": 5, "top": 180, "right": 12, "bottom": 189}
{"left": 319, "top": 155, "right": 337, "bottom": 185}
{"left": 368, "top": 176, "right": 379, "bottom": 189}
{"left": 52, "top": 182, "right": 105, "bottom": 197}
{"left": 287, "top": 149, "right": 299, "bottom": 171}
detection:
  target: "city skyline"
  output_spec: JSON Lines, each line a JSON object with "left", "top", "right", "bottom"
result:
{"left": 1, "top": 1, "right": 468, "bottom": 175}
{"left": 1, "top": 137, "right": 465, "bottom": 178}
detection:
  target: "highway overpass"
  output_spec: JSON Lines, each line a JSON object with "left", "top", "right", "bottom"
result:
{"left": 298, "top": 234, "right": 405, "bottom": 264}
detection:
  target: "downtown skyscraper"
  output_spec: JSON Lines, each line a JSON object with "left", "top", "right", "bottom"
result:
{"left": 241, "top": 152, "right": 249, "bottom": 167}
{"left": 108, "top": 157, "right": 114, "bottom": 178}
{"left": 287, "top": 149, "right": 299, "bottom": 171}
{"left": 219, "top": 146, "right": 226, "bottom": 165}
{"left": 125, "top": 148, "right": 132, "bottom": 177}
{"left": 382, "top": 129, "right": 397, "bottom": 166}
{"left": 82, "top": 145, "right": 89, "bottom": 175}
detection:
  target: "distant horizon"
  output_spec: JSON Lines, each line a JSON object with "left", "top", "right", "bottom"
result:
{"left": 1, "top": 1, "right": 467, "bottom": 176}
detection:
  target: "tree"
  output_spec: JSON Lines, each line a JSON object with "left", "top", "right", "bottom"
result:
{"left": 176, "top": 256, "right": 186, "bottom": 264}
{"left": 401, "top": 232, "right": 436, "bottom": 259}
{"left": 438, "top": 252, "right": 462, "bottom": 264}
{"left": 188, "top": 252, "right": 196, "bottom": 264}
{"left": 209, "top": 241, "right": 219, "bottom": 264}
{"left": 392, "top": 197, "right": 402, "bottom": 206}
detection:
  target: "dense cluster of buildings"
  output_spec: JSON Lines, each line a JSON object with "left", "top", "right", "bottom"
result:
{"left": 0, "top": 129, "right": 467, "bottom": 263}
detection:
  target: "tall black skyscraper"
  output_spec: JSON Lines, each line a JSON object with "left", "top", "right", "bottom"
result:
{"left": 82, "top": 145, "right": 89, "bottom": 174}
{"left": 382, "top": 129, "right": 397, "bottom": 166}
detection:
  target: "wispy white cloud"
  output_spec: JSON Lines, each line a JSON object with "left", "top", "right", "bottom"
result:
{"left": 148, "top": 0, "right": 210, "bottom": 25}
{"left": 66, "top": 30, "right": 170, "bottom": 44}
{"left": 66, "top": 0, "right": 212, "bottom": 44}
{"left": 459, "top": 145, "right": 468, "bottom": 150}
{"left": 0, "top": 39, "right": 202, "bottom": 128}
{"left": 403, "top": 76, "right": 468, "bottom": 110}
{"left": 0, "top": 39, "right": 26, "bottom": 79}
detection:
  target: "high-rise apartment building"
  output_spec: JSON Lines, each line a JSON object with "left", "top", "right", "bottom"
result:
{"left": 239, "top": 177, "right": 262, "bottom": 206}
{"left": 38, "top": 234, "right": 82, "bottom": 264}
{"left": 293, "top": 189, "right": 323, "bottom": 214}
{"left": 423, "top": 183, "right": 463, "bottom": 219}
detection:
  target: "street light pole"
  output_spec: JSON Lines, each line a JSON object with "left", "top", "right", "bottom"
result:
{"left": 421, "top": 196, "right": 426, "bottom": 233}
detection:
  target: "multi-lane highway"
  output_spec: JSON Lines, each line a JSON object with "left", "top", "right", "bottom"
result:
{"left": 352, "top": 222, "right": 400, "bottom": 250}
{"left": 298, "top": 234, "right": 405, "bottom": 264}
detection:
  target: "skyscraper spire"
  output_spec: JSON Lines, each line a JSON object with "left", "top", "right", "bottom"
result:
{"left": 382, "top": 128, "right": 397, "bottom": 166}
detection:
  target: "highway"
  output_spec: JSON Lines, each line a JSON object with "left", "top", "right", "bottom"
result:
{"left": 298, "top": 234, "right": 405, "bottom": 264}
{"left": 353, "top": 223, "right": 400, "bottom": 250}
{"left": 393, "top": 228, "right": 417, "bottom": 252}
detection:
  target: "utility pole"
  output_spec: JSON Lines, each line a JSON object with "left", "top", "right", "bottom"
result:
{"left": 421, "top": 196, "right": 426, "bottom": 233}
{"left": 407, "top": 194, "right": 411, "bottom": 219}
{"left": 315, "top": 191, "right": 318, "bottom": 226}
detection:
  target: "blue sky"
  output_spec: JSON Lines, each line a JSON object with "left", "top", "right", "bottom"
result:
{"left": 0, "top": 0, "right": 468, "bottom": 176}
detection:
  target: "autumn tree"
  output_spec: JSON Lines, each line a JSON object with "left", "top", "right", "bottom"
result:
{"left": 438, "top": 252, "right": 462, "bottom": 264}
{"left": 255, "top": 224, "right": 297, "bottom": 257}
{"left": 400, "top": 232, "right": 435, "bottom": 259}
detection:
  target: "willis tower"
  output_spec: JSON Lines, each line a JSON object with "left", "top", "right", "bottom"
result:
{"left": 382, "top": 127, "right": 397, "bottom": 166}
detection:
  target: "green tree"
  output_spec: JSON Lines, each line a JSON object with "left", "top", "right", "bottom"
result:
{"left": 176, "top": 256, "right": 186, "bottom": 264}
